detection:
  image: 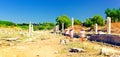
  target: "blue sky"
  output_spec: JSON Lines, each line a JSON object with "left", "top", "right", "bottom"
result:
{"left": 0, "top": 0, "right": 120, "bottom": 23}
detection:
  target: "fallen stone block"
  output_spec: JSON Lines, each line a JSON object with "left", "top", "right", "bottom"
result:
{"left": 69, "top": 48, "right": 85, "bottom": 53}
{"left": 100, "top": 48, "right": 120, "bottom": 56}
{"left": 110, "top": 54, "right": 120, "bottom": 57}
{"left": 3, "top": 38, "right": 18, "bottom": 41}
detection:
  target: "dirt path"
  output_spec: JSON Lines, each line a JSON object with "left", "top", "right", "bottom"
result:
{"left": 0, "top": 31, "right": 119, "bottom": 57}
{"left": 0, "top": 31, "right": 62, "bottom": 57}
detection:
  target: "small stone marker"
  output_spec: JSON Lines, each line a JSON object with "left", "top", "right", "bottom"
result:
{"left": 107, "top": 17, "right": 111, "bottom": 34}
{"left": 94, "top": 23, "right": 98, "bottom": 34}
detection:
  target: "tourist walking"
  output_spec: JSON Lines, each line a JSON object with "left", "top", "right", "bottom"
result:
{"left": 79, "top": 28, "right": 86, "bottom": 48}
{"left": 79, "top": 28, "right": 86, "bottom": 43}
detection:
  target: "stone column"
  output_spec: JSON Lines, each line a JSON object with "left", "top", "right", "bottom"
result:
{"left": 29, "top": 21, "right": 34, "bottom": 36}
{"left": 31, "top": 24, "right": 34, "bottom": 32}
{"left": 62, "top": 23, "right": 64, "bottom": 33}
{"left": 72, "top": 17, "right": 74, "bottom": 29}
{"left": 29, "top": 21, "right": 32, "bottom": 36}
{"left": 107, "top": 17, "right": 111, "bottom": 34}
{"left": 56, "top": 25, "right": 59, "bottom": 32}
{"left": 94, "top": 23, "right": 98, "bottom": 34}
{"left": 29, "top": 21, "right": 32, "bottom": 33}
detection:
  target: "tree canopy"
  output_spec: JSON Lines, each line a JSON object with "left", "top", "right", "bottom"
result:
{"left": 84, "top": 15, "right": 105, "bottom": 27}
{"left": 56, "top": 15, "right": 71, "bottom": 30}
{"left": 74, "top": 19, "right": 82, "bottom": 25}
{"left": 105, "top": 8, "right": 120, "bottom": 22}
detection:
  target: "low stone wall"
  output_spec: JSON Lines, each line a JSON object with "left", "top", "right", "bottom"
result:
{"left": 89, "top": 34, "right": 120, "bottom": 46}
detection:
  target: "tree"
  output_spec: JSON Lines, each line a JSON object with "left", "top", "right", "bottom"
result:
{"left": 56, "top": 15, "right": 71, "bottom": 30}
{"left": 105, "top": 8, "right": 120, "bottom": 22}
{"left": 91, "top": 15, "right": 105, "bottom": 26}
{"left": 83, "top": 18, "right": 93, "bottom": 27}
{"left": 74, "top": 19, "right": 82, "bottom": 25}
{"left": 84, "top": 15, "right": 105, "bottom": 27}
{"left": 105, "top": 8, "right": 111, "bottom": 17}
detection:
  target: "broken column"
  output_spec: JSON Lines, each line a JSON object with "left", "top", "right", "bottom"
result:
{"left": 107, "top": 17, "right": 111, "bottom": 34}
{"left": 94, "top": 23, "right": 98, "bottom": 34}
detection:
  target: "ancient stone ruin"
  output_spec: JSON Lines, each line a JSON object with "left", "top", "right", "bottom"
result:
{"left": 89, "top": 17, "right": 120, "bottom": 46}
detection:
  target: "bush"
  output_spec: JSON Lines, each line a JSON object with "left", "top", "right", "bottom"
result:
{"left": 17, "top": 25, "right": 29, "bottom": 30}
{"left": 39, "top": 22, "right": 55, "bottom": 30}
{"left": 39, "top": 26, "right": 46, "bottom": 30}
